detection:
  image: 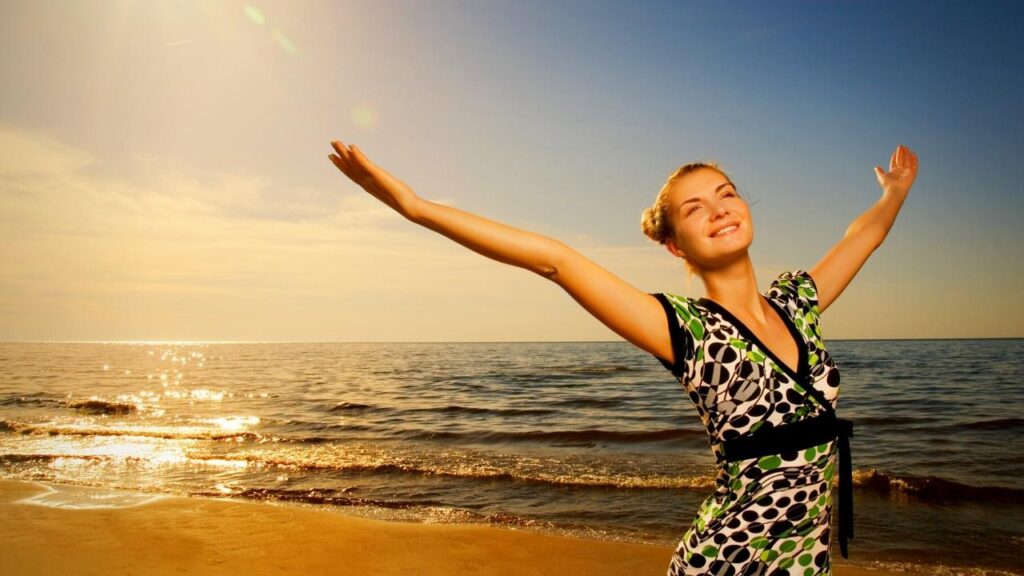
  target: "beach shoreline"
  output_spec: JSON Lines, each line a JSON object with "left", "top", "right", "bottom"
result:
{"left": 0, "top": 479, "right": 929, "bottom": 576}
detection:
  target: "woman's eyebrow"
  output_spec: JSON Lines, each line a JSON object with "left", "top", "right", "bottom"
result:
{"left": 679, "top": 182, "right": 736, "bottom": 209}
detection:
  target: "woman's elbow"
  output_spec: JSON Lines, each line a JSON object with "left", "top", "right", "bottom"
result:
{"left": 540, "top": 241, "right": 570, "bottom": 280}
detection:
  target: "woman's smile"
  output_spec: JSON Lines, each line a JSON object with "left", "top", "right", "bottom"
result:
{"left": 710, "top": 222, "right": 741, "bottom": 238}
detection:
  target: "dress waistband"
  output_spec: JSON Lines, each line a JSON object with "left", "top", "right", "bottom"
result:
{"left": 721, "top": 412, "right": 855, "bottom": 559}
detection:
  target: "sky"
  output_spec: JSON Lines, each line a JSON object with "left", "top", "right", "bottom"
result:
{"left": 1, "top": 0, "right": 1022, "bottom": 342}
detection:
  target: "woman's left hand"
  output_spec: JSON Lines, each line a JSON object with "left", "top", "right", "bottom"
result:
{"left": 873, "top": 144, "right": 918, "bottom": 195}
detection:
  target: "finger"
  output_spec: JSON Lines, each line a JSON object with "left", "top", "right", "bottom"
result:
{"left": 329, "top": 150, "right": 354, "bottom": 174}
{"left": 350, "top": 146, "right": 383, "bottom": 177}
{"left": 328, "top": 153, "right": 347, "bottom": 171}
{"left": 889, "top": 148, "right": 897, "bottom": 172}
{"left": 338, "top": 145, "right": 360, "bottom": 170}
{"left": 350, "top": 144, "right": 372, "bottom": 167}
{"left": 333, "top": 149, "right": 363, "bottom": 178}
{"left": 331, "top": 140, "right": 359, "bottom": 167}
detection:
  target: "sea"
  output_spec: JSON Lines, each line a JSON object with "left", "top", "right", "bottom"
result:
{"left": 1, "top": 340, "right": 1022, "bottom": 575}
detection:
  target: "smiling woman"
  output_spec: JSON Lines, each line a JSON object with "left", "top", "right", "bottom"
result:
{"left": 326, "top": 138, "right": 918, "bottom": 575}
{"left": 642, "top": 161, "right": 742, "bottom": 278}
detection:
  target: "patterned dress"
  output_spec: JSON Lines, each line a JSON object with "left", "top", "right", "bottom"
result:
{"left": 649, "top": 269, "right": 843, "bottom": 576}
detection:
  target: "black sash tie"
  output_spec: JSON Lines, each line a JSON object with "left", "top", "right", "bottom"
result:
{"left": 722, "top": 412, "right": 855, "bottom": 558}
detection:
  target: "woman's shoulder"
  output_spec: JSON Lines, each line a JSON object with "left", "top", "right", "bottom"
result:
{"left": 652, "top": 292, "right": 706, "bottom": 340}
{"left": 648, "top": 292, "right": 706, "bottom": 378}
{"left": 767, "top": 268, "right": 820, "bottom": 315}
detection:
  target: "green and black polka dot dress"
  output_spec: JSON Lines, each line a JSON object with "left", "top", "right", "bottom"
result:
{"left": 650, "top": 269, "right": 843, "bottom": 576}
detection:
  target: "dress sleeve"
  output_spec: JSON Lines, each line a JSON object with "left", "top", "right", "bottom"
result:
{"left": 769, "top": 269, "right": 821, "bottom": 317}
{"left": 649, "top": 292, "right": 697, "bottom": 379}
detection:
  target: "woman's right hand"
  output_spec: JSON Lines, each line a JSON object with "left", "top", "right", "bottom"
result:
{"left": 328, "top": 140, "right": 421, "bottom": 219}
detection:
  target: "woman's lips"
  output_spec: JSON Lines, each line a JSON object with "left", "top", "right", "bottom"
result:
{"left": 711, "top": 223, "right": 739, "bottom": 238}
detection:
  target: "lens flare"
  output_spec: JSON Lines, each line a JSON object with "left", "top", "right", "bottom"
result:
{"left": 272, "top": 29, "right": 297, "bottom": 55}
{"left": 352, "top": 103, "right": 378, "bottom": 129}
{"left": 244, "top": 5, "right": 265, "bottom": 25}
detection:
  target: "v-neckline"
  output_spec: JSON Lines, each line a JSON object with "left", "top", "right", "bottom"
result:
{"left": 697, "top": 295, "right": 808, "bottom": 383}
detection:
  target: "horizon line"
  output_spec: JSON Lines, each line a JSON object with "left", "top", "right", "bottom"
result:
{"left": 1, "top": 337, "right": 1022, "bottom": 345}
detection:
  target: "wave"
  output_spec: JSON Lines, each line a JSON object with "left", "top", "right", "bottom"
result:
{"left": 1, "top": 393, "right": 141, "bottom": 415}
{"left": 181, "top": 454, "right": 1024, "bottom": 499}
{"left": 853, "top": 468, "right": 1024, "bottom": 504}
{"left": 0, "top": 412, "right": 698, "bottom": 449}
{"left": 832, "top": 415, "right": 1024, "bottom": 432}
{"left": 187, "top": 487, "right": 552, "bottom": 529}
{"left": 0, "top": 393, "right": 66, "bottom": 408}
{"left": 552, "top": 396, "right": 636, "bottom": 409}
{"left": 413, "top": 405, "right": 559, "bottom": 416}
{"left": 5, "top": 445, "right": 1024, "bottom": 502}
{"left": 0, "top": 419, "right": 264, "bottom": 442}
{"left": 67, "top": 399, "right": 137, "bottom": 415}
{"left": 498, "top": 365, "right": 638, "bottom": 383}
{"left": 0, "top": 453, "right": 112, "bottom": 464}
{"left": 551, "top": 364, "right": 636, "bottom": 375}
{"left": 182, "top": 453, "right": 712, "bottom": 490}
{"left": 191, "top": 486, "right": 439, "bottom": 509}
{"left": 328, "top": 401, "right": 378, "bottom": 413}
{"left": 382, "top": 426, "right": 704, "bottom": 445}
{"left": 327, "top": 402, "right": 558, "bottom": 417}
{"left": 876, "top": 417, "right": 1024, "bottom": 433}
{"left": 957, "top": 417, "right": 1024, "bottom": 431}
{"left": 847, "top": 415, "right": 940, "bottom": 426}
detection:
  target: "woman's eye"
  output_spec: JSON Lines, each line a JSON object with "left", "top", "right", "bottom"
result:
{"left": 687, "top": 206, "right": 700, "bottom": 215}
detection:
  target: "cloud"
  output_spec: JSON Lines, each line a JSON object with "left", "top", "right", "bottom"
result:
{"left": 0, "top": 127, "right": 461, "bottom": 332}
{"left": 0, "top": 125, "right": 689, "bottom": 341}
{"left": 0, "top": 127, "right": 95, "bottom": 175}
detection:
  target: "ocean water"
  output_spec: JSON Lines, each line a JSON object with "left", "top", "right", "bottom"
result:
{"left": 1, "top": 340, "right": 1022, "bottom": 575}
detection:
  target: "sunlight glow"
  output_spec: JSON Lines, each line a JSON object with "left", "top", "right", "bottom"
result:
{"left": 243, "top": 5, "right": 265, "bottom": 25}
{"left": 207, "top": 415, "right": 260, "bottom": 431}
{"left": 272, "top": 29, "right": 298, "bottom": 55}
{"left": 352, "top": 103, "right": 379, "bottom": 129}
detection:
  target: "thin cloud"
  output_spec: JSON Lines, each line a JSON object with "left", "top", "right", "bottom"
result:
{"left": 2, "top": 126, "right": 660, "bottom": 340}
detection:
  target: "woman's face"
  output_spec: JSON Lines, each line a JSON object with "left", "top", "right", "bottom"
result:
{"left": 665, "top": 168, "right": 753, "bottom": 271}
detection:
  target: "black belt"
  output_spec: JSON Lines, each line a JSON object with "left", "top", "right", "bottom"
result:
{"left": 722, "top": 411, "right": 855, "bottom": 558}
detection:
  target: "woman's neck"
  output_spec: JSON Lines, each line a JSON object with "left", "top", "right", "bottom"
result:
{"left": 699, "top": 258, "right": 769, "bottom": 324}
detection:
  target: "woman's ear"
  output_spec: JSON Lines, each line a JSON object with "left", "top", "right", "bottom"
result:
{"left": 665, "top": 239, "right": 686, "bottom": 260}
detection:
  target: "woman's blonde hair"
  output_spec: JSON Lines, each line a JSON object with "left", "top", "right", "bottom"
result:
{"left": 641, "top": 161, "right": 733, "bottom": 276}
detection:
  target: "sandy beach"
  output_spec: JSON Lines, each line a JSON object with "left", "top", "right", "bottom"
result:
{"left": 0, "top": 480, "right": 905, "bottom": 576}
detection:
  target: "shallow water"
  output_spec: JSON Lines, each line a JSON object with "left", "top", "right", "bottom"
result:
{"left": 1, "top": 340, "right": 1022, "bottom": 573}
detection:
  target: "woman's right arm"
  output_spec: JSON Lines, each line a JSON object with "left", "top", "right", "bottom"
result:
{"left": 409, "top": 196, "right": 564, "bottom": 279}
{"left": 328, "top": 140, "right": 677, "bottom": 367}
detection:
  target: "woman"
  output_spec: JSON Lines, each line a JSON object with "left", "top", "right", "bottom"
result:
{"left": 327, "top": 140, "right": 918, "bottom": 575}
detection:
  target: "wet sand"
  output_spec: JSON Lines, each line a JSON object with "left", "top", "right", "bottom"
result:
{"left": 0, "top": 480, "right": 902, "bottom": 576}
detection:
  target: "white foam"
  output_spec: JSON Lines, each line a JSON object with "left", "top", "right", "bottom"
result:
{"left": 16, "top": 482, "right": 167, "bottom": 510}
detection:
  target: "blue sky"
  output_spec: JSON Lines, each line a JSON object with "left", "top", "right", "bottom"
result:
{"left": 1, "top": 0, "right": 1021, "bottom": 341}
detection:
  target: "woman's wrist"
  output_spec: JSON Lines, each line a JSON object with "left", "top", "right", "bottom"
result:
{"left": 881, "top": 185, "right": 909, "bottom": 199}
{"left": 400, "top": 194, "right": 426, "bottom": 222}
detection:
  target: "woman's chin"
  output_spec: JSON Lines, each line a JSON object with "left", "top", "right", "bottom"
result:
{"left": 703, "top": 241, "right": 753, "bottom": 266}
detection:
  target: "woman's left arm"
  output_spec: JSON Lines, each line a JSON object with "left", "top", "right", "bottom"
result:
{"left": 808, "top": 144, "right": 919, "bottom": 314}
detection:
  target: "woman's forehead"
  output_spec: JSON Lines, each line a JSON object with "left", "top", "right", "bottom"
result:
{"left": 670, "top": 169, "right": 734, "bottom": 201}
